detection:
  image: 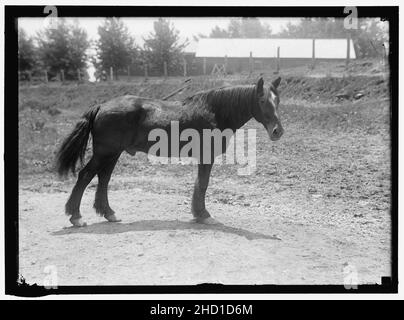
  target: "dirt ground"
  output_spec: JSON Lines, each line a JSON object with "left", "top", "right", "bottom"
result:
{"left": 18, "top": 70, "right": 391, "bottom": 286}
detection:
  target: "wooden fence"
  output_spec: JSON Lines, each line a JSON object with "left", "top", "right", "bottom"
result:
{"left": 19, "top": 39, "right": 358, "bottom": 84}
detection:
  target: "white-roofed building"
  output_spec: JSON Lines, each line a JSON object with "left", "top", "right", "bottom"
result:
{"left": 185, "top": 38, "right": 356, "bottom": 74}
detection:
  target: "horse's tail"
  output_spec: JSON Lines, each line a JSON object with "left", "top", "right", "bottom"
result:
{"left": 55, "top": 105, "right": 100, "bottom": 177}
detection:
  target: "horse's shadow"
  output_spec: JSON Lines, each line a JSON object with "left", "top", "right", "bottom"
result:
{"left": 52, "top": 219, "right": 281, "bottom": 241}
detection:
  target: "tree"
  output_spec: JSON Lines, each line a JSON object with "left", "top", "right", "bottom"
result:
{"left": 238, "top": 18, "right": 272, "bottom": 38}
{"left": 209, "top": 26, "right": 229, "bottom": 38}
{"left": 278, "top": 17, "right": 388, "bottom": 58}
{"left": 228, "top": 19, "right": 242, "bottom": 38}
{"left": 211, "top": 18, "right": 272, "bottom": 38}
{"left": 142, "top": 18, "right": 187, "bottom": 75}
{"left": 18, "top": 28, "right": 37, "bottom": 74}
{"left": 278, "top": 18, "right": 346, "bottom": 38}
{"left": 68, "top": 22, "right": 90, "bottom": 73}
{"left": 192, "top": 33, "right": 207, "bottom": 42}
{"left": 352, "top": 19, "right": 389, "bottom": 58}
{"left": 37, "top": 19, "right": 89, "bottom": 80}
{"left": 96, "top": 18, "right": 137, "bottom": 78}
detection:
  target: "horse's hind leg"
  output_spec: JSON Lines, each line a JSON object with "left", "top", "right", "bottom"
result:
{"left": 65, "top": 156, "right": 101, "bottom": 227}
{"left": 93, "top": 153, "right": 121, "bottom": 222}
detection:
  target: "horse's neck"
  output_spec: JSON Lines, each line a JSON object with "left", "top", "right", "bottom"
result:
{"left": 220, "top": 101, "right": 254, "bottom": 131}
{"left": 234, "top": 109, "right": 253, "bottom": 130}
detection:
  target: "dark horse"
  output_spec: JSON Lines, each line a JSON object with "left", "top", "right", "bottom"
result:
{"left": 56, "top": 77, "right": 284, "bottom": 227}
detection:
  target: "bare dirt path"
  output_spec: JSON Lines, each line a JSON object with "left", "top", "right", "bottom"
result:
{"left": 19, "top": 176, "right": 390, "bottom": 286}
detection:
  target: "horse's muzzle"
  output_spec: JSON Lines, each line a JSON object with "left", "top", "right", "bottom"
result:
{"left": 270, "top": 124, "right": 284, "bottom": 141}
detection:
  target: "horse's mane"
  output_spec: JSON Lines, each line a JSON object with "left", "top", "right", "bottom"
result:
{"left": 183, "top": 85, "right": 259, "bottom": 128}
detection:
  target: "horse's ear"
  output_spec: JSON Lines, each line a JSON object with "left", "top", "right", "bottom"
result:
{"left": 256, "top": 77, "right": 264, "bottom": 97}
{"left": 272, "top": 77, "right": 281, "bottom": 89}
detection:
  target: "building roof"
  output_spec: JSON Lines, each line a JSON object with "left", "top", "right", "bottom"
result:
{"left": 194, "top": 38, "right": 356, "bottom": 59}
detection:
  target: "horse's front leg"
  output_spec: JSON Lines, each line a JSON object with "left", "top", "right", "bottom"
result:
{"left": 191, "top": 163, "right": 220, "bottom": 225}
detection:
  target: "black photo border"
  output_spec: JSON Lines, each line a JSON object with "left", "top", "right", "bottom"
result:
{"left": 4, "top": 5, "right": 398, "bottom": 296}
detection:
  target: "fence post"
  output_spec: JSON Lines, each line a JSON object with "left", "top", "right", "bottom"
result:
{"left": 44, "top": 70, "right": 48, "bottom": 83}
{"left": 382, "top": 42, "right": 389, "bottom": 80}
{"left": 276, "top": 47, "right": 280, "bottom": 74}
{"left": 183, "top": 59, "right": 187, "bottom": 77}
{"left": 164, "top": 61, "right": 168, "bottom": 77}
{"left": 249, "top": 51, "right": 253, "bottom": 73}
{"left": 144, "top": 63, "right": 148, "bottom": 79}
{"left": 61, "top": 69, "right": 65, "bottom": 83}
{"left": 110, "top": 66, "right": 113, "bottom": 81}
{"left": 311, "top": 39, "right": 316, "bottom": 70}
{"left": 77, "top": 69, "right": 81, "bottom": 82}
{"left": 224, "top": 55, "right": 228, "bottom": 74}
{"left": 346, "top": 35, "right": 351, "bottom": 69}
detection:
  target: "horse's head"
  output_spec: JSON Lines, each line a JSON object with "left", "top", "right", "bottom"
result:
{"left": 253, "top": 77, "right": 284, "bottom": 141}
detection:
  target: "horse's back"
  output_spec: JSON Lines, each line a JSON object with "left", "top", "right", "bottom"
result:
{"left": 97, "top": 95, "right": 144, "bottom": 114}
{"left": 90, "top": 94, "right": 217, "bottom": 155}
{"left": 91, "top": 95, "right": 186, "bottom": 153}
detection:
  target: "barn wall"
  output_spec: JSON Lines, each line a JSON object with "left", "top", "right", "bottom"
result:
{"left": 193, "top": 57, "right": 348, "bottom": 74}
{"left": 114, "top": 55, "right": 349, "bottom": 77}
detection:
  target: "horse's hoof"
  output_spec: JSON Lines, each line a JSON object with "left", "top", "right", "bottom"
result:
{"left": 105, "top": 214, "right": 121, "bottom": 223}
{"left": 70, "top": 218, "right": 87, "bottom": 227}
{"left": 191, "top": 217, "right": 221, "bottom": 225}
